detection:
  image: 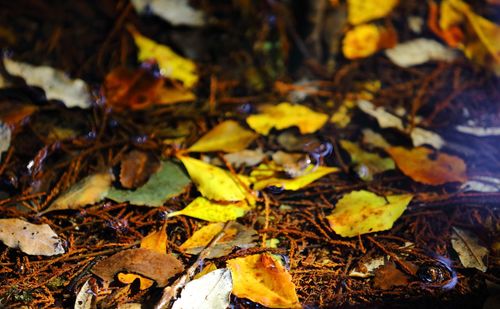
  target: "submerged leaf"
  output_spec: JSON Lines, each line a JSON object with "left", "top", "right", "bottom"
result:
{"left": 43, "top": 173, "right": 113, "bottom": 214}
{"left": 180, "top": 222, "right": 257, "bottom": 258}
{"left": 172, "top": 268, "right": 232, "bottom": 309}
{"left": 0, "top": 218, "right": 65, "bottom": 256}
{"left": 387, "top": 146, "right": 467, "bottom": 185}
{"left": 168, "top": 197, "right": 250, "bottom": 222}
{"left": 340, "top": 140, "right": 394, "bottom": 181}
{"left": 451, "top": 227, "right": 488, "bottom": 272}
{"left": 246, "top": 102, "right": 328, "bottom": 135}
{"left": 227, "top": 253, "right": 300, "bottom": 308}
{"left": 107, "top": 160, "right": 191, "bottom": 207}
{"left": 129, "top": 28, "right": 198, "bottom": 87}
{"left": 188, "top": 120, "right": 258, "bottom": 153}
{"left": 347, "top": 0, "right": 399, "bottom": 25}
{"left": 326, "top": 190, "right": 412, "bottom": 237}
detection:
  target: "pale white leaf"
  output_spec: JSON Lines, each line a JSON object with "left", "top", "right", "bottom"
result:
{"left": 451, "top": 227, "right": 488, "bottom": 272}
{"left": 385, "top": 39, "right": 458, "bottom": 67}
{"left": 131, "top": 0, "right": 205, "bottom": 26}
{"left": 3, "top": 58, "right": 92, "bottom": 109}
{"left": 74, "top": 279, "right": 96, "bottom": 309}
{"left": 0, "top": 218, "right": 65, "bottom": 256}
{"left": 172, "top": 268, "right": 232, "bottom": 309}
{"left": 461, "top": 176, "right": 500, "bottom": 193}
{"left": 456, "top": 125, "right": 500, "bottom": 137}
{"left": 0, "top": 122, "right": 11, "bottom": 162}
{"left": 410, "top": 127, "right": 445, "bottom": 149}
{"left": 357, "top": 100, "right": 404, "bottom": 130}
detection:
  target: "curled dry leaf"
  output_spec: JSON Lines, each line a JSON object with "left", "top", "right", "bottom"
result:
{"left": 227, "top": 253, "right": 300, "bottom": 308}
{"left": 451, "top": 227, "right": 488, "bottom": 272}
{"left": 91, "top": 248, "right": 183, "bottom": 287}
{"left": 171, "top": 268, "right": 232, "bottom": 309}
{"left": 246, "top": 102, "right": 328, "bottom": 135}
{"left": 180, "top": 221, "right": 257, "bottom": 258}
{"left": 42, "top": 173, "right": 113, "bottom": 214}
{"left": 188, "top": 120, "right": 258, "bottom": 153}
{"left": 326, "top": 190, "right": 412, "bottom": 237}
{"left": 347, "top": 0, "right": 399, "bottom": 25}
{"left": 107, "top": 160, "right": 191, "bottom": 207}
{"left": 0, "top": 218, "right": 65, "bottom": 256}
{"left": 387, "top": 146, "right": 467, "bottom": 185}
{"left": 168, "top": 197, "right": 250, "bottom": 222}
{"left": 119, "top": 150, "right": 159, "bottom": 189}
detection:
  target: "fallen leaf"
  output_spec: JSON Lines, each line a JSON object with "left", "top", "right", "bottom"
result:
{"left": 42, "top": 173, "right": 113, "bottom": 214}
{"left": 2, "top": 58, "right": 92, "bottom": 108}
{"left": 168, "top": 197, "right": 250, "bottom": 222}
{"left": 0, "top": 218, "right": 65, "bottom": 256}
{"left": 107, "top": 160, "right": 191, "bottom": 207}
{"left": 194, "top": 262, "right": 218, "bottom": 279}
{"left": 387, "top": 146, "right": 467, "bottom": 185}
{"left": 326, "top": 190, "right": 412, "bottom": 237}
{"left": 342, "top": 24, "right": 397, "bottom": 59}
{"left": 330, "top": 100, "right": 355, "bottom": 128}
{"left": 129, "top": 28, "right": 198, "bottom": 88}
{"left": 180, "top": 222, "right": 257, "bottom": 258}
{"left": 91, "top": 248, "right": 183, "bottom": 287}
{"left": 119, "top": 150, "right": 160, "bottom": 189}
{"left": 0, "top": 122, "right": 11, "bottom": 162}
{"left": 340, "top": 140, "right": 395, "bottom": 181}
{"left": 385, "top": 38, "right": 458, "bottom": 67}
{"left": 188, "top": 120, "right": 258, "bottom": 153}
{"left": 252, "top": 165, "right": 339, "bottom": 191}
{"left": 178, "top": 156, "right": 247, "bottom": 202}
{"left": 117, "top": 273, "right": 154, "bottom": 290}
{"left": 451, "top": 227, "right": 488, "bottom": 272}
{"left": 461, "top": 176, "right": 500, "bottom": 193}
{"left": 171, "top": 268, "right": 232, "bottom": 309}
{"left": 223, "top": 149, "right": 266, "bottom": 168}
{"left": 131, "top": 0, "right": 205, "bottom": 27}
{"left": 227, "top": 253, "right": 300, "bottom": 308}
{"left": 246, "top": 102, "right": 328, "bottom": 135}
{"left": 362, "top": 129, "right": 391, "bottom": 149}
{"left": 74, "top": 279, "right": 96, "bottom": 309}
{"left": 456, "top": 125, "right": 500, "bottom": 136}
{"left": 347, "top": 0, "right": 399, "bottom": 25}
{"left": 373, "top": 261, "right": 409, "bottom": 290}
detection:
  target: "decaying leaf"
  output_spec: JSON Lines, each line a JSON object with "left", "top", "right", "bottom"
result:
{"left": 362, "top": 129, "right": 391, "bottom": 149}
{"left": 74, "top": 279, "right": 96, "bottom": 309}
{"left": 180, "top": 222, "right": 257, "bottom": 258}
{"left": 0, "top": 218, "right": 65, "bottom": 256}
{"left": 223, "top": 149, "right": 266, "bottom": 168}
{"left": 349, "top": 256, "right": 385, "bottom": 278}
{"left": 188, "top": 120, "right": 258, "bottom": 153}
{"left": 387, "top": 146, "right": 467, "bottom": 185}
{"left": 227, "top": 253, "right": 300, "bottom": 308}
{"left": 168, "top": 197, "right": 250, "bottom": 222}
{"left": 119, "top": 150, "right": 159, "bottom": 189}
{"left": 107, "top": 160, "right": 191, "bottom": 207}
{"left": 451, "top": 227, "right": 488, "bottom": 272}
{"left": 42, "top": 173, "right": 113, "bottom": 214}
{"left": 342, "top": 24, "right": 397, "bottom": 59}
{"left": 0, "top": 121, "right": 11, "bottom": 162}
{"left": 373, "top": 261, "right": 409, "bottom": 290}
{"left": 171, "top": 268, "right": 232, "bottom": 309}
{"left": 131, "top": 0, "right": 205, "bottom": 27}
{"left": 178, "top": 156, "right": 247, "bottom": 202}
{"left": 340, "top": 140, "right": 395, "bottom": 181}
{"left": 2, "top": 58, "right": 92, "bottom": 109}
{"left": 326, "top": 190, "right": 412, "bottom": 237}
{"left": 129, "top": 28, "right": 198, "bottom": 88}
{"left": 91, "top": 248, "right": 183, "bottom": 287}
{"left": 347, "top": 0, "right": 399, "bottom": 25}
{"left": 385, "top": 38, "right": 458, "bottom": 67}
{"left": 246, "top": 102, "right": 328, "bottom": 135}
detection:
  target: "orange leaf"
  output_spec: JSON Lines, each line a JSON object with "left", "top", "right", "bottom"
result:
{"left": 140, "top": 222, "right": 168, "bottom": 253}
{"left": 117, "top": 273, "right": 154, "bottom": 290}
{"left": 343, "top": 24, "right": 397, "bottom": 59}
{"left": 387, "top": 146, "right": 467, "bottom": 185}
{"left": 227, "top": 254, "right": 300, "bottom": 308}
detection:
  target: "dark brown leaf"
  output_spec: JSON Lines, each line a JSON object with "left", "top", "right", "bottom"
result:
{"left": 120, "top": 150, "right": 159, "bottom": 189}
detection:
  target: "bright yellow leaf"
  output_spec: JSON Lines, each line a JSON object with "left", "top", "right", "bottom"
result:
{"left": 342, "top": 24, "right": 397, "bottom": 59}
{"left": 178, "top": 156, "right": 247, "bottom": 201}
{"left": 117, "top": 273, "right": 154, "bottom": 290}
{"left": 168, "top": 197, "right": 250, "bottom": 222}
{"left": 246, "top": 102, "right": 328, "bottom": 135}
{"left": 347, "top": 0, "right": 399, "bottom": 25}
{"left": 129, "top": 27, "right": 198, "bottom": 87}
{"left": 188, "top": 120, "right": 258, "bottom": 153}
{"left": 227, "top": 253, "right": 300, "bottom": 308}
{"left": 252, "top": 165, "right": 339, "bottom": 191}
{"left": 326, "top": 190, "right": 412, "bottom": 237}
{"left": 194, "top": 262, "right": 218, "bottom": 279}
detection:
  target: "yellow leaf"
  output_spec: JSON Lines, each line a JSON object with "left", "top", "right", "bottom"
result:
{"left": 252, "top": 165, "right": 339, "bottom": 191}
{"left": 129, "top": 27, "right": 198, "bottom": 88}
{"left": 330, "top": 100, "right": 355, "bottom": 128}
{"left": 326, "top": 190, "right": 412, "bottom": 237}
{"left": 347, "top": 0, "right": 399, "bottom": 25}
{"left": 387, "top": 146, "right": 467, "bottom": 185}
{"left": 178, "top": 156, "right": 247, "bottom": 201}
{"left": 140, "top": 223, "right": 168, "bottom": 253}
{"left": 188, "top": 120, "right": 258, "bottom": 153}
{"left": 117, "top": 273, "right": 154, "bottom": 290}
{"left": 463, "top": 9, "right": 500, "bottom": 67}
{"left": 194, "top": 262, "right": 218, "bottom": 279}
{"left": 168, "top": 197, "right": 250, "bottom": 222}
{"left": 227, "top": 253, "right": 300, "bottom": 308}
{"left": 246, "top": 102, "right": 328, "bottom": 135}
{"left": 342, "top": 24, "right": 397, "bottom": 59}
{"left": 340, "top": 140, "right": 394, "bottom": 181}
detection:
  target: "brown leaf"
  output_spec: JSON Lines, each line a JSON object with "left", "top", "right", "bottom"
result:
{"left": 91, "top": 248, "right": 183, "bottom": 287}
{"left": 373, "top": 261, "right": 409, "bottom": 290}
{"left": 120, "top": 150, "right": 160, "bottom": 189}
{"left": 387, "top": 146, "right": 467, "bottom": 185}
